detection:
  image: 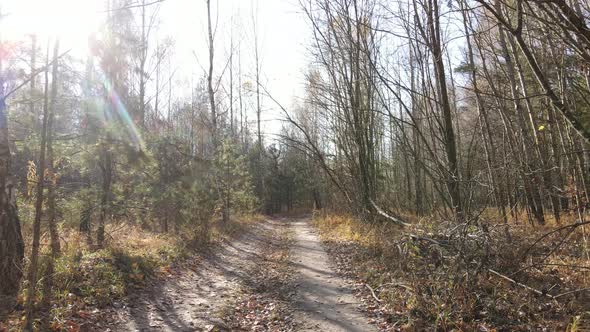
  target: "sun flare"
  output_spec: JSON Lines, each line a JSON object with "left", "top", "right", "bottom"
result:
{"left": 2, "top": 0, "right": 102, "bottom": 50}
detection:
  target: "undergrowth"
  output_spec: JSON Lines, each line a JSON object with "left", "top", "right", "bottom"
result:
{"left": 1, "top": 214, "right": 264, "bottom": 331}
{"left": 313, "top": 212, "right": 590, "bottom": 331}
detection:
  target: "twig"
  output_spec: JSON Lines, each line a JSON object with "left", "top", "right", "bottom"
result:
{"left": 540, "top": 263, "right": 590, "bottom": 270}
{"left": 488, "top": 268, "right": 553, "bottom": 298}
{"left": 409, "top": 234, "right": 445, "bottom": 246}
{"left": 3, "top": 50, "right": 71, "bottom": 99}
{"left": 365, "top": 283, "right": 382, "bottom": 303}
{"left": 520, "top": 220, "right": 590, "bottom": 261}
{"left": 102, "top": 0, "right": 165, "bottom": 12}
{"left": 513, "top": 220, "right": 590, "bottom": 277}
{"left": 554, "top": 287, "right": 590, "bottom": 299}
{"left": 376, "top": 282, "right": 414, "bottom": 292}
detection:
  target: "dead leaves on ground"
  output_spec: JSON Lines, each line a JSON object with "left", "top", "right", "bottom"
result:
{"left": 231, "top": 295, "right": 294, "bottom": 331}
{"left": 226, "top": 226, "right": 296, "bottom": 331}
{"left": 318, "top": 220, "right": 590, "bottom": 331}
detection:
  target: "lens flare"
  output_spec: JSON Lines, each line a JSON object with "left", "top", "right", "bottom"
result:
{"left": 88, "top": 66, "right": 145, "bottom": 151}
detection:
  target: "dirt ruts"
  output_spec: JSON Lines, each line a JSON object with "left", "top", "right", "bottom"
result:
{"left": 103, "top": 217, "right": 376, "bottom": 332}
{"left": 108, "top": 221, "right": 276, "bottom": 331}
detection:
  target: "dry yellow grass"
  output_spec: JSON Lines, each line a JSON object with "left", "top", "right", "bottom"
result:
{"left": 312, "top": 211, "right": 590, "bottom": 330}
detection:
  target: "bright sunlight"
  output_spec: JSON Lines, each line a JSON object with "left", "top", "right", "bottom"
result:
{"left": 2, "top": 0, "right": 101, "bottom": 50}
{"left": 1, "top": 0, "right": 589, "bottom": 331}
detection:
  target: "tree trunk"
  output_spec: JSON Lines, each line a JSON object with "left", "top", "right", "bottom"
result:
{"left": 207, "top": 0, "right": 217, "bottom": 145}
{"left": 97, "top": 144, "right": 112, "bottom": 248}
{"left": 42, "top": 41, "right": 61, "bottom": 310}
{"left": 427, "top": 0, "right": 462, "bottom": 220}
{"left": 139, "top": 0, "right": 147, "bottom": 129}
{"left": 0, "top": 61, "right": 24, "bottom": 315}
{"left": 461, "top": 1, "right": 507, "bottom": 222}
{"left": 24, "top": 44, "right": 52, "bottom": 331}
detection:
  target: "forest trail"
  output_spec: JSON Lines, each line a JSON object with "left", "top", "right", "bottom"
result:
{"left": 103, "top": 217, "right": 375, "bottom": 331}
{"left": 290, "top": 218, "right": 377, "bottom": 331}
{"left": 107, "top": 220, "right": 278, "bottom": 331}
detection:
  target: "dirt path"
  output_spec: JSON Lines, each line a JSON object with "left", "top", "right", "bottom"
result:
{"left": 290, "top": 217, "right": 377, "bottom": 332}
{"left": 105, "top": 217, "right": 375, "bottom": 332}
{"left": 108, "top": 221, "right": 276, "bottom": 332}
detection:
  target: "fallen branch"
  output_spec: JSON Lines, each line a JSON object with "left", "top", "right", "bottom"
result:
{"left": 365, "top": 283, "right": 382, "bottom": 303}
{"left": 488, "top": 269, "right": 553, "bottom": 299}
{"left": 369, "top": 199, "right": 410, "bottom": 227}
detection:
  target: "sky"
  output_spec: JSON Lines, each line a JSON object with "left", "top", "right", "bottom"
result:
{"left": 0, "top": 0, "right": 312, "bottom": 138}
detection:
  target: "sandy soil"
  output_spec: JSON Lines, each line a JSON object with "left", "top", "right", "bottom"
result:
{"left": 103, "top": 217, "right": 376, "bottom": 332}
{"left": 108, "top": 221, "right": 275, "bottom": 332}
{"left": 290, "top": 217, "right": 377, "bottom": 332}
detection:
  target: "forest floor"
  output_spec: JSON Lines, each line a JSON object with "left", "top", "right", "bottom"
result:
{"left": 99, "top": 216, "right": 377, "bottom": 332}
{"left": 6, "top": 213, "right": 585, "bottom": 331}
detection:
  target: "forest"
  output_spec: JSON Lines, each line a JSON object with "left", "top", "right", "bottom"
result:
{"left": 1, "top": 0, "right": 590, "bottom": 330}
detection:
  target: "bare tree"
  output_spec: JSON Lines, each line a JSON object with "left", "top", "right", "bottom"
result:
{"left": 0, "top": 7, "right": 25, "bottom": 316}
{"left": 24, "top": 41, "right": 54, "bottom": 331}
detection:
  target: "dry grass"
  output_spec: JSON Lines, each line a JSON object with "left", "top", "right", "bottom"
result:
{"left": 312, "top": 211, "right": 590, "bottom": 331}
{"left": 1, "top": 214, "right": 264, "bottom": 331}
{"left": 210, "top": 213, "right": 268, "bottom": 240}
{"left": 1, "top": 224, "right": 188, "bottom": 331}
